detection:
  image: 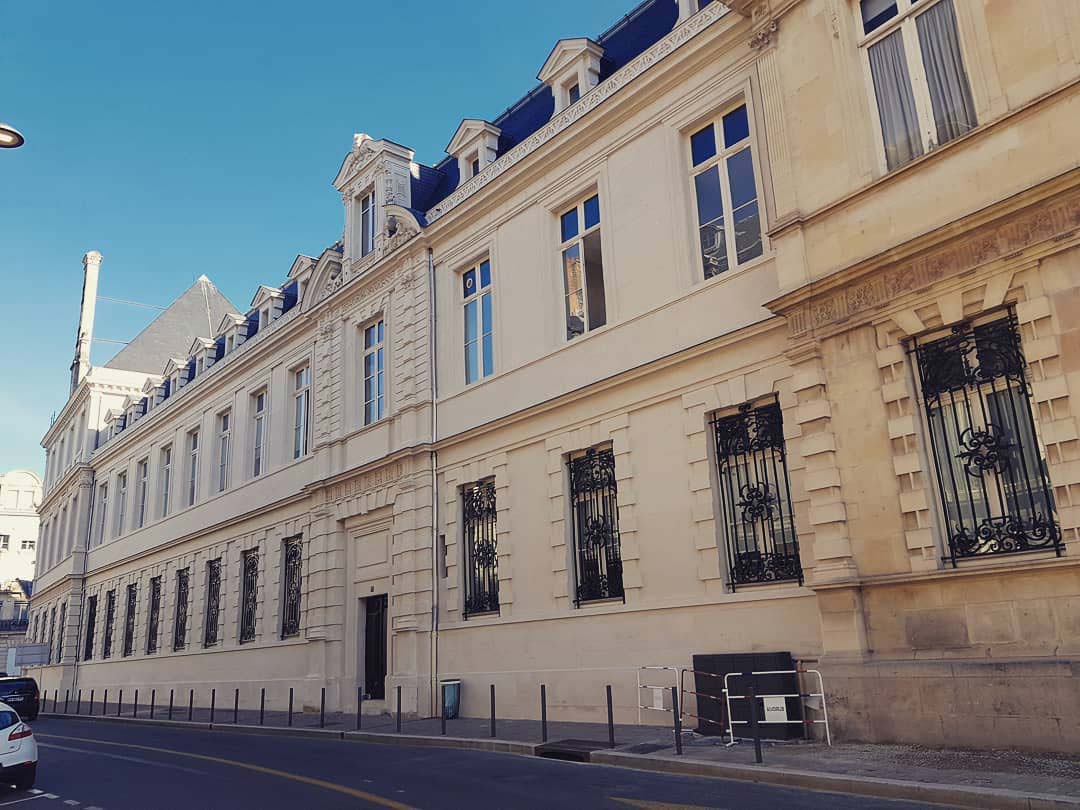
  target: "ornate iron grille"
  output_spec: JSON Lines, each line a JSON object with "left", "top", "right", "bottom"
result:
{"left": 281, "top": 537, "right": 302, "bottom": 638}
{"left": 174, "top": 568, "right": 190, "bottom": 651}
{"left": 146, "top": 576, "right": 161, "bottom": 654}
{"left": 102, "top": 590, "right": 116, "bottom": 659}
{"left": 712, "top": 402, "right": 802, "bottom": 588}
{"left": 56, "top": 603, "right": 65, "bottom": 663}
{"left": 912, "top": 314, "right": 1061, "bottom": 565}
{"left": 568, "top": 447, "right": 624, "bottom": 605}
{"left": 47, "top": 607, "right": 55, "bottom": 663}
{"left": 204, "top": 559, "right": 221, "bottom": 647}
{"left": 239, "top": 549, "right": 259, "bottom": 643}
{"left": 122, "top": 584, "right": 137, "bottom": 657}
{"left": 83, "top": 595, "right": 98, "bottom": 661}
{"left": 462, "top": 480, "right": 499, "bottom": 617}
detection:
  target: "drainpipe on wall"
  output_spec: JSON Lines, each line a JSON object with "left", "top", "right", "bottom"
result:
{"left": 427, "top": 247, "right": 440, "bottom": 715}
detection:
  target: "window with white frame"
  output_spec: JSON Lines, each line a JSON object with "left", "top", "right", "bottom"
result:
{"left": 293, "top": 366, "right": 311, "bottom": 459}
{"left": 252, "top": 390, "right": 267, "bottom": 476}
{"left": 186, "top": 429, "right": 199, "bottom": 506}
{"left": 859, "top": 0, "right": 976, "bottom": 171}
{"left": 20, "top": 539, "right": 34, "bottom": 551}
{"left": 559, "top": 194, "right": 607, "bottom": 340}
{"left": 160, "top": 445, "right": 172, "bottom": 517}
{"left": 363, "top": 320, "right": 385, "bottom": 425}
{"left": 689, "top": 102, "right": 763, "bottom": 279}
{"left": 115, "top": 472, "right": 128, "bottom": 537}
{"left": 360, "top": 190, "right": 376, "bottom": 257}
{"left": 95, "top": 483, "right": 108, "bottom": 545}
{"left": 0, "top": 535, "right": 8, "bottom": 551}
{"left": 463, "top": 260, "right": 494, "bottom": 384}
{"left": 135, "top": 458, "right": 149, "bottom": 529}
{"left": 217, "top": 410, "right": 231, "bottom": 492}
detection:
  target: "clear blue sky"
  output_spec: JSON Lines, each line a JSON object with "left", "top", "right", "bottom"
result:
{"left": 0, "top": 0, "right": 634, "bottom": 476}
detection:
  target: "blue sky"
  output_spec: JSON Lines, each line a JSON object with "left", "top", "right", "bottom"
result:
{"left": 0, "top": 0, "right": 634, "bottom": 476}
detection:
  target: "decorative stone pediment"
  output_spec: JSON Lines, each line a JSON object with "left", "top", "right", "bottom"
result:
{"left": 537, "top": 38, "right": 604, "bottom": 112}
{"left": 446, "top": 119, "right": 501, "bottom": 180}
{"left": 249, "top": 285, "right": 283, "bottom": 310}
{"left": 333, "top": 133, "right": 379, "bottom": 191}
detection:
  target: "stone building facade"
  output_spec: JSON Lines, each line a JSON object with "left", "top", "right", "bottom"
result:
{"left": 28, "top": 0, "right": 1080, "bottom": 751}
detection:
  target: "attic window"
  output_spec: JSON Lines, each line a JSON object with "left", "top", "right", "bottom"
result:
{"left": 447, "top": 120, "right": 501, "bottom": 185}
{"left": 568, "top": 83, "right": 581, "bottom": 104}
{"left": 537, "top": 38, "right": 604, "bottom": 114}
{"left": 471, "top": 157, "right": 480, "bottom": 177}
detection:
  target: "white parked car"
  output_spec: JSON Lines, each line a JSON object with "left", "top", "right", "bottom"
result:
{"left": 0, "top": 702, "right": 36, "bottom": 790}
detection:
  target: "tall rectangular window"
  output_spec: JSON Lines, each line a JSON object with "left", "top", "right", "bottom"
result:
{"left": 83, "top": 595, "right": 98, "bottom": 661}
{"left": 122, "top": 583, "right": 137, "bottom": 657}
{"left": 912, "top": 313, "right": 1061, "bottom": 565}
{"left": 95, "top": 483, "right": 108, "bottom": 545}
{"left": 217, "top": 411, "right": 231, "bottom": 492}
{"left": 463, "top": 260, "right": 494, "bottom": 384}
{"left": 293, "top": 367, "right": 311, "bottom": 459}
{"left": 102, "top": 589, "right": 116, "bottom": 659}
{"left": 146, "top": 576, "right": 161, "bottom": 654}
{"left": 689, "top": 103, "right": 763, "bottom": 279}
{"left": 252, "top": 390, "right": 267, "bottom": 477}
{"left": 239, "top": 549, "right": 259, "bottom": 643}
{"left": 173, "top": 567, "right": 190, "bottom": 651}
{"left": 187, "top": 429, "right": 199, "bottom": 506}
{"left": 280, "top": 536, "right": 302, "bottom": 639}
{"left": 135, "top": 458, "right": 149, "bottom": 529}
{"left": 56, "top": 603, "right": 65, "bottom": 664}
{"left": 560, "top": 194, "right": 606, "bottom": 340}
{"left": 160, "top": 446, "right": 172, "bottom": 517}
{"left": 360, "top": 190, "right": 376, "bottom": 257}
{"left": 567, "top": 446, "right": 623, "bottom": 605}
{"left": 860, "top": 0, "right": 976, "bottom": 170}
{"left": 363, "top": 321, "right": 385, "bottom": 425}
{"left": 115, "top": 472, "right": 128, "bottom": 537}
{"left": 712, "top": 401, "right": 801, "bottom": 588}
{"left": 47, "top": 606, "right": 55, "bottom": 663}
{"left": 204, "top": 558, "right": 221, "bottom": 647}
{"left": 462, "top": 480, "right": 499, "bottom": 617}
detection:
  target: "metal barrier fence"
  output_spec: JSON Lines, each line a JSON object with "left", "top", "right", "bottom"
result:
{"left": 678, "top": 668, "right": 729, "bottom": 736}
{"left": 635, "top": 666, "right": 679, "bottom": 725}
{"left": 723, "top": 668, "right": 831, "bottom": 746}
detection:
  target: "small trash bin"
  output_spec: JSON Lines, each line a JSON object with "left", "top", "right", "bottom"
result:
{"left": 440, "top": 679, "right": 461, "bottom": 719}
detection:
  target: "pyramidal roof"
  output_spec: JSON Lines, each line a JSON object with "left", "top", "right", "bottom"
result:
{"left": 104, "top": 276, "right": 238, "bottom": 375}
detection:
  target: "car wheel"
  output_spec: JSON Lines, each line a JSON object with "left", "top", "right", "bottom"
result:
{"left": 12, "top": 765, "right": 35, "bottom": 791}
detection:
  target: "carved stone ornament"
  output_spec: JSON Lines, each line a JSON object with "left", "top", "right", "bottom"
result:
{"left": 784, "top": 189, "right": 1080, "bottom": 336}
{"left": 749, "top": 19, "right": 779, "bottom": 50}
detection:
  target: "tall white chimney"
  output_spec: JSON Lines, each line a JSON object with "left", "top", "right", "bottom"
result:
{"left": 70, "top": 250, "right": 102, "bottom": 394}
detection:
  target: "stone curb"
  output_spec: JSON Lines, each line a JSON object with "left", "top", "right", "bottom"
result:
{"left": 589, "top": 750, "right": 1080, "bottom": 810}
{"left": 39, "top": 713, "right": 1078, "bottom": 809}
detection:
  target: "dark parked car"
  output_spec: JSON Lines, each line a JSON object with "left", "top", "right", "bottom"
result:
{"left": 0, "top": 680, "right": 38, "bottom": 722}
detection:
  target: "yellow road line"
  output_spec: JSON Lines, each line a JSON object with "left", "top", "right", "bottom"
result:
{"left": 37, "top": 733, "right": 415, "bottom": 810}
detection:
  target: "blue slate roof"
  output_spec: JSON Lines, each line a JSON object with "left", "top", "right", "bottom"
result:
{"left": 412, "top": 0, "right": 682, "bottom": 214}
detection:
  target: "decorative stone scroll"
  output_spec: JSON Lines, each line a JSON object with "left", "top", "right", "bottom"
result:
{"left": 784, "top": 190, "right": 1080, "bottom": 336}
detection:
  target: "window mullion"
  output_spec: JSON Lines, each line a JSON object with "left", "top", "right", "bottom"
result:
{"left": 900, "top": 18, "right": 937, "bottom": 151}
{"left": 717, "top": 156, "right": 738, "bottom": 274}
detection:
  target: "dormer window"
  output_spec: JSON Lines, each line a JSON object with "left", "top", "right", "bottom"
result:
{"left": 261, "top": 307, "right": 270, "bottom": 328}
{"left": 360, "top": 190, "right": 376, "bottom": 257}
{"left": 227, "top": 334, "right": 234, "bottom": 353}
{"left": 538, "top": 38, "right": 604, "bottom": 113}
{"left": 197, "top": 356, "right": 205, "bottom": 374}
{"left": 447, "top": 120, "right": 501, "bottom": 184}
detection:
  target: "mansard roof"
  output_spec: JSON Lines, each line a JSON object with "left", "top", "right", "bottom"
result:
{"left": 104, "top": 276, "right": 239, "bottom": 375}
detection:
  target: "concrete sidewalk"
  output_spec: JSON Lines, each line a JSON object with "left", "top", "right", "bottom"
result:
{"left": 38, "top": 706, "right": 1080, "bottom": 809}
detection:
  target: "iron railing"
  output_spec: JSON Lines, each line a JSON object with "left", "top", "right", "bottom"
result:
{"left": 711, "top": 402, "right": 802, "bottom": 588}
{"left": 462, "top": 480, "right": 499, "bottom": 617}
{"left": 568, "top": 447, "right": 624, "bottom": 605}
{"left": 56, "top": 603, "right": 65, "bottom": 662}
{"left": 146, "top": 576, "right": 161, "bottom": 654}
{"left": 912, "top": 314, "right": 1061, "bottom": 565}
{"left": 122, "top": 584, "right": 137, "bottom": 657}
{"left": 281, "top": 537, "right": 302, "bottom": 639}
{"left": 204, "top": 559, "right": 221, "bottom": 647}
{"left": 102, "top": 590, "right": 116, "bottom": 659}
{"left": 83, "top": 595, "right": 98, "bottom": 661}
{"left": 174, "top": 568, "right": 189, "bottom": 651}
{"left": 239, "top": 549, "right": 258, "bottom": 643}
{"left": 0, "top": 620, "right": 28, "bottom": 633}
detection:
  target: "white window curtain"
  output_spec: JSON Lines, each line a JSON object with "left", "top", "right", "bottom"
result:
{"left": 868, "top": 30, "right": 922, "bottom": 170}
{"left": 916, "top": 0, "right": 976, "bottom": 147}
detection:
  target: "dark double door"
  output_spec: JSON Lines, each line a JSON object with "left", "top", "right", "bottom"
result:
{"left": 363, "top": 595, "right": 388, "bottom": 700}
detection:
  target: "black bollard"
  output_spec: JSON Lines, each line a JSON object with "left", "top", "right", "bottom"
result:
{"left": 234, "top": 688, "right": 239, "bottom": 724}
{"left": 540, "top": 684, "right": 548, "bottom": 743}
{"left": 260, "top": 688, "right": 265, "bottom": 726}
{"left": 65, "top": 689, "right": 70, "bottom": 714}
{"left": 671, "top": 686, "right": 683, "bottom": 756}
{"left": 748, "top": 686, "right": 763, "bottom": 764}
{"left": 210, "top": 688, "right": 216, "bottom": 724}
{"left": 440, "top": 684, "right": 446, "bottom": 736}
{"left": 288, "top": 688, "right": 294, "bottom": 727}
{"left": 606, "top": 685, "right": 615, "bottom": 748}
{"left": 116, "top": 689, "right": 122, "bottom": 717}
{"left": 319, "top": 688, "right": 325, "bottom": 729}
{"left": 395, "top": 686, "right": 402, "bottom": 733}
{"left": 188, "top": 689, "right": 194, "bottom": 722}
{"left": 150, "top": 689, "right": 156, "bottom": 720}
{"left": 168, "top": 689, "right": 174, "bottom": 720}
{"left": 133, "top": 689, "right": 138, "bottom": 718}
{"left": 356, "top": 688, "right": 362, "bottom": 731}
{"left": 489, "top": 684, "right": 496, "bottom": 739}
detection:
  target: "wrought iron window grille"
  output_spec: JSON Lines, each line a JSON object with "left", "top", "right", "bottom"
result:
{"left": 102, "top": 590, "right": 116, "bottom": 659}
{"left": 281, "top": 537, "right": 302, "bottom": 639}
{"left": 174, "top": 568, "right": 190, "bottom": 651}
{"left": 568, "top": 446, "right": 625, "bottom": 606}
{"left": 146, "top": 576, "right": 161, "bottom": 654}
{"left": 57, "top": 603, "right": 65, "bottom": 664}
{"left": 204, "top": 559, "right": 221, "bottom": 647}
{"left": 711, "top": 400, "right": 803, "bottom": 589}
{"left": 240, "top": 549, "right": 259, "bottom": 643}
{"left": 83, "top": 595, "right": 98, "bottom": 661}
{"left": 911, "top": 313, "right": 1061, "bottom": 566}
{"left": 122, "top": 584, "right": 137, "bottom": 657}
{"left": 462, "top": 480, "right": 499, "bottom": 618}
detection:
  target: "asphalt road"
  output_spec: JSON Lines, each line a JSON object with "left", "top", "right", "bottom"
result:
{"left": 0, "top": 717, "right": 938, "bottom": 810}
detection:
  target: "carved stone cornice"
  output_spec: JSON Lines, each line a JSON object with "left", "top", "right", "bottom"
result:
{"left": 425, "top": 1, "right": 731, "bottom": 225}
{"left": 771, "top": 183, "right": 1080, "bottom": 337}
